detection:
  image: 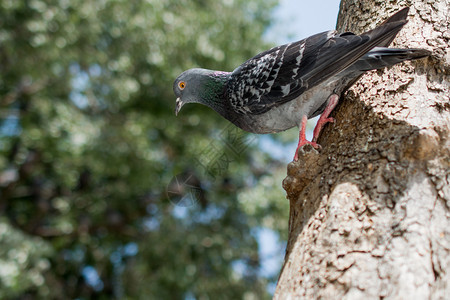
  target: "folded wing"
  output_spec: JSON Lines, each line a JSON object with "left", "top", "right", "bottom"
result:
{"left": 228, "top": 8, "right": 409, "bottom": 115}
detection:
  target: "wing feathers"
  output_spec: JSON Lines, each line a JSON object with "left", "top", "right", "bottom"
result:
{"left": 228, "top": 9, "right": 410, "bottom": 115}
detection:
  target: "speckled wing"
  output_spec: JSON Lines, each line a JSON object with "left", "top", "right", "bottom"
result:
{"left": 227, "top": 14, "right": 408, "bottom": 115}
{"left": 227, "top": 31, "right": 332, "bottom": 114}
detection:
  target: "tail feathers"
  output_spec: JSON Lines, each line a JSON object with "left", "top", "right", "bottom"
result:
{"left": 380, "top": 7, "right": 409, "bottom": 25}
{"left": 312, "top": 15, "right": 410, "bottom": 86}
{"left": 362, "top": 20, "right": 407, "bottom": 49}
{"left": 351, "top": 47, "right": 431, "bottom": 71}
{"left": 363, "top": 7, "right": 409, "bottom": 47}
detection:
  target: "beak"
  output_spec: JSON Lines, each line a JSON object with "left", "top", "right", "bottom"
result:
{"left": 175, "top": 98, "right": 183, "bottom": 116}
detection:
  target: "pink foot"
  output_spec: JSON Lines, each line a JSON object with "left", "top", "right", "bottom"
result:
{"left": 293, "top": 94, "right": 340, "bottom": 161}
{"left": 293, "top": 115, "right": 321, "bottom": 161}
{"left": 312, "top": 94, "right": 339, "bottom": 143}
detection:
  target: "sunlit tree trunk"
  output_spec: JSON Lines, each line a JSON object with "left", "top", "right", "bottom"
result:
{"left": 275, "top": 0, "right": 449, "bottom": 298}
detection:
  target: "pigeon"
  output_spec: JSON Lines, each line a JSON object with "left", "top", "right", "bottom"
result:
{"left": 173, "top": 8, "right": 430, "bottom": 161}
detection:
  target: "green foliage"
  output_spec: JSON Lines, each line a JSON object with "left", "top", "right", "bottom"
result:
{"left": 0, "top": 219, "right": 53, "bottom": 298}
{"left": 0, "top": 0, "right": 288, "bottom": 298}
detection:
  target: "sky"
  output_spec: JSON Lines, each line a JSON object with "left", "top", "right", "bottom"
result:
{"left": 265, "top": 0, "right": 341, "bottom": 44}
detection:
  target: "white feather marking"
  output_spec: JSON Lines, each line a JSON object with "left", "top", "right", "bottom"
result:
{"left": 326, "top": 30, "right": 337, "bottom": 39}
{"left": 281, "top": 84, "right": 290, "bottom": 96}
{"left": 262, "top": 45, "right": 289, "bottom": 93}
{"left": 291, "top": 43, "right": 306, "bottom": 80}
{"left": 267, "top": 79, "right": 275, "bottom": 85}
{"left": 296, "top": 43, "right": 305, "bottom": 65}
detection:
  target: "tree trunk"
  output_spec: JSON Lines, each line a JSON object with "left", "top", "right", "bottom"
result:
{"left": 274, "top": 1, "right": 449, "bottom": 299}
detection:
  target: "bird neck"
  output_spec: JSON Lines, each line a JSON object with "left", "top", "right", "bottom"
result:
{"left": 199, "top": 71, "right": 230, "bottom": 113}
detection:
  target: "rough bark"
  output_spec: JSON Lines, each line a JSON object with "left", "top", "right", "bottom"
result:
{"left": 274, "top": 0, "right": 449, "bottom": 299}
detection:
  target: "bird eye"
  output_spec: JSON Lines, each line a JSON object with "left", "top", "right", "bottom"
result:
{"left": 179, "top": 81, "right": 186, "bottom": 90}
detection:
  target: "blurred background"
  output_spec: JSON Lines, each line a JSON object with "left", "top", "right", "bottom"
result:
{"left": 0, "top": 0, "right": 338, "bottom": 298}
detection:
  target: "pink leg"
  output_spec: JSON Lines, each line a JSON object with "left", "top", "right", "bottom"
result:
{"left": 293, "top": 115, "right": 320, "bottom": 161}
{"left": 312, "top": 94, "right": 339, "bottom": 143}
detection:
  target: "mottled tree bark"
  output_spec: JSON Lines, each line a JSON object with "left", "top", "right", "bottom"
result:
{"left": 275, "top": 0, "right": 449, "bottom": 299}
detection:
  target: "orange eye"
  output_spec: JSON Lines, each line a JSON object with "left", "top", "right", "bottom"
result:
{"left": 179, "top": 81, "right": 186, "bottom": 90}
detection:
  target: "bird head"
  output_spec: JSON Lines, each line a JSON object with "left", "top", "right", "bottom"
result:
{"left": 173, "top": 68, "right": 229, "bottom": 116}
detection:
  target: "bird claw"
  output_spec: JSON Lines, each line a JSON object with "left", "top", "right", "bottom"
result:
{"left": 293, "top": 140, "right": 321, "bottom": 161}
{"left": 325, "top": 117, "right": 335, "bottom": 124}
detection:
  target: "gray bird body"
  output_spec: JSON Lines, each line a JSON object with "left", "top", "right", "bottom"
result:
{"left": 174, "top": 8, "right": 430, "bottom": 143}
{"left": 231, "top": 75, "right": 338, "bottom": 133}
